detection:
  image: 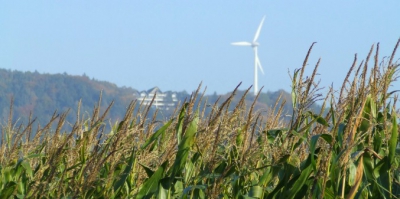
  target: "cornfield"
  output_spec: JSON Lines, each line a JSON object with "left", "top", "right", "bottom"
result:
{"left": 1, "top": 39, "right": 400, "bottom": 198}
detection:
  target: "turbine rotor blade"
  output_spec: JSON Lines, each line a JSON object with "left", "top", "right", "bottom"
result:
{"left": 256, "top": 54, "right": 264, "bottom": 75}
{"left": 253, "top": 15, "right": 266, "bottom": 42}
{"left": 231, "top": 41, "right": 252, "bottom": 46}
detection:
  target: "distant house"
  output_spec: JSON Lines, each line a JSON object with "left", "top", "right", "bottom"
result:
{"left": 134, "top": 87, "right": 178, "bottom": 110}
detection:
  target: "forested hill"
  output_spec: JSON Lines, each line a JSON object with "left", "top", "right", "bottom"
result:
{"left": 0, "top": 69, "right": 140, "bottom": 127}
{"left": 0, "top": 68, "right": 321, "bottom": 130}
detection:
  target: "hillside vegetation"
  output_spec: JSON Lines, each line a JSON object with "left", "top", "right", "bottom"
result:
{"left": 0, "top": 40, "right": 399, "bottom": 198}
{"left": 0, "top": 70, "right": 136, "bottom": 126}
{"left": 0, "top": 69, "right": 304, "bottom": 131}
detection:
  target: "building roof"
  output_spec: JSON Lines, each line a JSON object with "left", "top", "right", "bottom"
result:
{"left": 147, "top": 86, "right": 162, "bottom": 94}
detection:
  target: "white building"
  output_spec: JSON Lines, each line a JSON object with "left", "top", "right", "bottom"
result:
{"left": 135, "top": 87, "right": 178, "bottom": 110}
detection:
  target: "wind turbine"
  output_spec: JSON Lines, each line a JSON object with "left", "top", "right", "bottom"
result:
{"left": 231, "top": 16, "right": 266, "bottom": 95}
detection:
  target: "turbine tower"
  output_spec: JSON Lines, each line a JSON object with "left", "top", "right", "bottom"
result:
{"left": 231, "top": 16, "right": 266, "bottom": 95}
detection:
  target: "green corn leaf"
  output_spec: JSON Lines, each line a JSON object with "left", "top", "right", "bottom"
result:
{"left": 213, "top": 161, "right": 228, "bottom": 174}
{"left": 17, "top": 174, "right": 28, "bottom": 197}
{"left": 370, "top": 96, "right": 377, "bottom": 119}
{"left": 25, "top": 153, "right": 45, "bottom": 159}
{"left": 171, "top": 113, "right": 198, "bottom": 177}
{"left": 320, "top": 134, "right": 333, "bottom": 144}
{"left": 308, "top": 111, "right": 330, "bottom": 127}
{"left": 236, "top": 128, "right": 244, "bottom": 146}
{"left": 184, "top": 161, "right": 195, "bottom": 184}
{"left": 183, "top": 152, "right": 201, "bottom": 184}
{"left": 266, "top": 128, "right": 288, "bottom": 144}
{"left": 348, "top": 162, "right": 356, "bottom": 186}
{"left": 268, "top": 162, "right": 301, "bottom": 198}
{"left": 80, "top": 139, "right": 86, "bottom": 164}
{"left": 141, "top": 119, "right": 173, "bottom": 150}
{"left": 291, "top": 130, "right": 308, "bottom": 145}
{"left": 116, "top": 120, "right": 126, "bottom": 132}
{"left": 233, "top": 175, "right": 245, "bottom": 198}
{"left": 194, "top": 188, "right": 206, "bottom": 199}
{"left": 362, "top": 152, "right": 374, "bottom": 181}
{"left": 137, "top": 161, "right": 168, "bottom": 199}
{"left": 139, "top": 163, "right": 154, "bottom": 178}
{"left": 17, "top": 181, "right": 24, "bottom": 197}
{"left": 321, "top": 184, "right": 336, "bottom": 199}
{"left": 354, "top": 181, "right": 371, "bottom": 199}
{"left": 183, "top": 185, "right": 207, "bottom": 195}
{"left": 174, "top": 180, "right": 184, "bottom": 196}
{"left": 13, "top": 159, "right": 23, "bottom": 176}
{"left": 291, "top": 69, "right": 299, "bottom": 109}
{"left": 248, "top": 185, "right": 263, "bottom": 198}
{"left": 158, "top": 178, "right": 169, "bottom": 199}
{"left": 0, "top": 181, "right": 17, "bottom": 198}
{"left": 20, "top": 161, "right": 33, "bottom": 178}
{"left": 373, "top": 129, "right": 383, "bottom": 154}
{"left": 337, "top": 123, "right": 345, "bottom": 149}
{"left": 297, "top": 184, "right": 310, "bottom": 199}
{"left": 310, "top": 134, "right": 320, "bottom": 173}
{"left": 309, "top": 133, "right": 332, "bottom": 179}
{"left": 258, "top": 166, "right": 280, "bottom": 187}
{"left": 113, "top": 149, "right": 136, "bottom": 196}
{"left": 373, "top": 157, "right": 391, "bottom": 198}
{"left": 286, "top": 159, "right": 312, "bottom": 199}
{"left": 241, "top": 196, "right": 258, "bottom": 199}
{"left": 361, "top": 95, "right": 372, "bottom": 128}
{"left": 13, "top": 161, "right": 25, "bottom": 179}
{"left": 316, "top": 116, "right": 329, "bottom": 127}
{"left": 176, "top": 103, "right": 188, "bottom": 145}
{"left": 389, "top": 110, "right": 398, "bottom": 165}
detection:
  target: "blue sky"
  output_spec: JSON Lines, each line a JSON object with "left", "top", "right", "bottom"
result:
{"left": 1, "top": 1, "right": 400, "bottom": 94}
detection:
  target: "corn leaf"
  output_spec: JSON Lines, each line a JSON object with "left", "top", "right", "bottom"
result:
{"left": 310, "top": 134, "right": 320, "bottom": 173}
{"left": 171, "top": 113, "right": 198, "bottom": 177}
{"left": 248, "top": 185, "right": 263, "bottom": 198}
{"left": 113, "top": 149, "right": 136, "bottom": 195}
{"left": 176, "top": 103, "right": 188, "bottom": 145}
{"left": 0, "top": 181, "right": 17, "bottom": 198}
{"left": 139, "top": 163, "right": 154, "bottom": 178}
{"left": 308, "top": 111, "right": 329, "bottom": 127}
{"left": 137, "top": 161, "right": 168, "bottom": 199}
{"left": 141, "top": 119, "right": 173, "bottom": 150}
{"left": 286, "top": 159, "right": 312, "bottom": 199}
{"left": 389, "top": 110, "right": 398, "bottom": 165}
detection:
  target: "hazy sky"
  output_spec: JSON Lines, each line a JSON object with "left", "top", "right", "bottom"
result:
{"left": 1, "top": 1, "right": 400, "bottom": 94}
